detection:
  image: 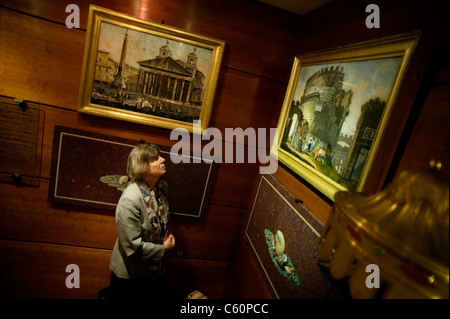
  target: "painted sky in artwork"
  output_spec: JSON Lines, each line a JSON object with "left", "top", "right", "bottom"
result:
{"left": 292, "top": 57, "right": 402, "bottom": 136}
{"left": 97, "top": 22, "right": 213, "bottom": 78}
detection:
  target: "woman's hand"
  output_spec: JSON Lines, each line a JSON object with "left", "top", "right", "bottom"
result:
{"left": 163, "top": 234, "right": 176, "bottom": 251}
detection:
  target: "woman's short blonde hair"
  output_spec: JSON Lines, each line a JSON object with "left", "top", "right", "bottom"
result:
{"left": 127, "top": 143, "right": 160, "bottom": 181}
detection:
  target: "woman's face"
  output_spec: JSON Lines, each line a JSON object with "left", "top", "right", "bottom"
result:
{"left": 147, "top": 155, "right": 166, "bottom": 177}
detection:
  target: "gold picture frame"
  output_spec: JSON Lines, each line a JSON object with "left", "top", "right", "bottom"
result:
{"left": 78, "top": 5, "right": 225, "bottom": 134}
{"left": 271, "top": 33, "right": 419, "bottom": 201}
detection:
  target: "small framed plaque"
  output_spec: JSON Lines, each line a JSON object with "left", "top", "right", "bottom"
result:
{"left": 0, "top": 97, "right": 44, "bottom": 186}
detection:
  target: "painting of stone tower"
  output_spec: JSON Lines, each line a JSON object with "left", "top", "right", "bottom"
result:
{"left": 282, "top": 66, "right": 352, "bottom": 171}
{"left": 281, "top": 56, "right": 403, "bottom": 191}
{"left": 301, "top": 66, "right": 352, "bottom": 151}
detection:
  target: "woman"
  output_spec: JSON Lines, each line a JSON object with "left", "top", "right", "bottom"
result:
{"left": 106, "top": 142, "right": 175, "bottom": 299}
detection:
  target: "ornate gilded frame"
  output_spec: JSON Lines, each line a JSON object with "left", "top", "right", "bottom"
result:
{"left": 271, "top": 33, "right": 419, "bottom": 201}
{"left": 78, "top": 5, "right": 225, "bottom": 134}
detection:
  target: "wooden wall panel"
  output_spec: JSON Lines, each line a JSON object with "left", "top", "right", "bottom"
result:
{"left": 170, "top": 205, "right": 247, "bottom": 261}
{"left": 210, "top": 162, "right": 259, "bottom": 208}
{"left": 0, "top": 181, "right": 117, "bottom": 250}
{"left": 0, "top": 240, "right": 229, "bottom": 298}
{"left": 164, "top": 257, "right": 230, "bottom": 299}
{"left": 0, "top": 240, "right": 112, "bottom": 298}
{"left": 0, "top": 8, "right": 84, "bottom": 110}
{"left": 1, "top": 0, "right": 301, "bottom": 81}
{"left": 391, "top": 47, "right": 449, "bottom": 180}
{"left": 393, "top": 86, "right": 449, "bottom": 177}
{"left": 0, "top": 180, "right": 246, "bottom": 261}
{"left": 209, "top": 68, "right": 286, "bottom": 132}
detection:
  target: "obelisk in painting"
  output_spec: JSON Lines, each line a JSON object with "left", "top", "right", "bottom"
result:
{"left": 111, "top": 30, "right": 128, "bottom": 93}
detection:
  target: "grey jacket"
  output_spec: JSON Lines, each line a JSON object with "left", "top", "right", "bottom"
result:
{"left": 109, "top": 181, "right": 169, "bottom": 279}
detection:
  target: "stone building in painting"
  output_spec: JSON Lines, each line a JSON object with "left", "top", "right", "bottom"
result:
{"left": 93, "top": 32, "right": 205, "bottom": 111}
{"left": 94, "top": 50, "right": 116, "bottom": 85}
{"left": 135, "top": 42, "right": 206, "bottom": 109}
{"left": 299, "top": 66, "right": 352, "bottom": 151}
{"left": 342, "top": 97, "right": 385, "bottom": 184}
{"left": 284, "top": 66, "right": 353, "bottom": 165}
